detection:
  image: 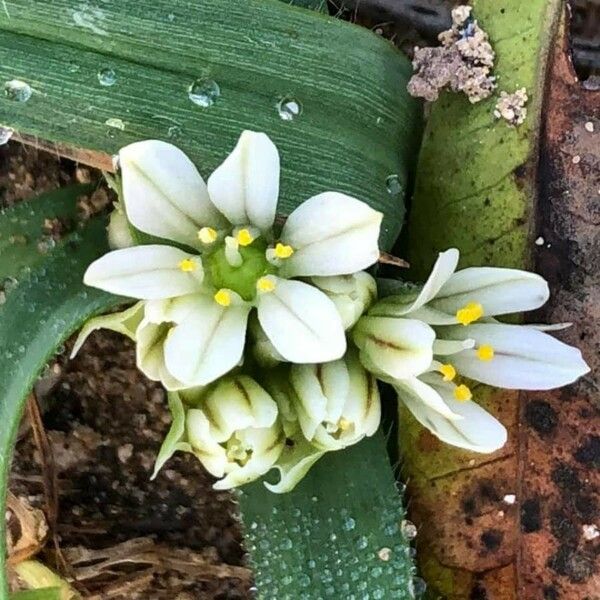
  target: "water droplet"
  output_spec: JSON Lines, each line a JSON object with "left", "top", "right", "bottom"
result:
{"left": 281, "top": 575, "right": 293, "bottom": 586}
{"left": 0, "top": 126, "right": 14, "bottom": 145}
{"left": 342, "top": 516, "right": 356, "bottom": 531}
{"left": 298, "top": 574, "right": 311, "bottom": 588}
{"left": 97, "top": 68, "right": 117, "bottom": 87}
{"left": 188, "top": 78, "right": 220, "bottom": 107}
{"left": 372, "top": 589, "right": 384, "bottom": 599}
{"left": 4, "top": 80, "right": 32, "bottom": 103}
{"left": 277, "top": 96, "right": 302, "bottom": 121}
{"left": 67, "top": 61, "right": 80, "bottom": 73}
{"left": 356, "top": 535, "right": 369, "bottom": 550}
{"left": 167, "top": 125, "right": 182, "bottom": 139}
{"left": 167, "top": 12, "right": 175, "bottom": 21}
{"left": 413, "top": 577, "right": 427, "bottom": 597}
{"left": 311, "top": 495, "right": 319, "bottom": 502}
{"left": 250, "top": 521, "right": 258, "bottom": 530}
{"left": 386, "top": 174, "right": 402, "bottom": 195}
{"left": 329, "top": 533, "right": 337, "bottom": 541}
{"left": 401, "top": 519, "right": 418, "bottom": 540}
{"left": 279, "top": 537, "right": 292, "bottom": 550}
{"left": 307, "top": 559, "right": 316, "bottom": 569}
{"left": 105, "top": 117, "right": 125, "bottom": 131}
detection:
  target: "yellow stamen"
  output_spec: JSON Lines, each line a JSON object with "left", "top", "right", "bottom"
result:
{"left": 274, "top": 242, "right": 294, "bottom": 259}
{"left": 236, "top": 228, "right": 254, "bottom": 247}
{"left": 439, "top": 363, "right": 457, "bottom": 382}
{"left": 178, "top": 258, "right": 197, "bottom": 272}
{"left": 257, "top": 277, "right": 276, "bottom": 293}
{"left": 477, "top": 344, "right": 495, "bottom": 361}
{"left": 214, "top": 289, "right": 231, "bottom": 307}
{"left": 454, "top": 384, "right": 472, "bottom": 402}
{"left": 338, "top": 418, "right": 352, "bottom": 431}
{"left": 456, "top": 302, "right": 484, "bottom": 326}
{"left": 198, "top": 227, "right": 217, "bottom": 244}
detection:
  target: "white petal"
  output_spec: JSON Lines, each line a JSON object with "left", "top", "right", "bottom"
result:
{"left": 291, "top": 360, "right": 350, "bottom": 441}
{"left": 373, "top": 249, "right": 459, "bottom": 317}
{"left": 433, "top": 338, "right": 475, "bottom": 355}
{"left": 394, "top": 377, "right": 462, "bottom": 420}
{"left": 164, "top": 297, "right": 250, "bottom": 386}
{"left": 400, "top": 385, "right": 507, "bottom": 453}
{"left": 264, "top": 437, "right": 326, "bottom": 493}
{"left": 257, "top": 278, "right": 346, "bottom": 363}
{"left": 352, "top": 316, "right": 435, "bottom": 380}
{"left": 431, "top": 267, "right": 550, "bottom": 317}
{"left": 207, "top": 131, "right": 279, "bottom": 231}
{"left": 443, "top": 323, "right": 590, "bottom": 389}
{"left": 280, "top": 192, "right": 382, "bottom": 277}
{"left": 186, "top": 409, "right": 229, "bottom": 477}
{"left": 120, "top": 140, "right": 226, "bottom": 246}
{"left": 70, "top": 302, "right": 143, "bottom": 358}
{"left": 84, "top": 245, "right": 204, "bottom": 300}
{"left": 144, "top": 294, "right": 201, "bottom": 325}
{"left": 136, "top": 320, "right": 185, "bottom": 391}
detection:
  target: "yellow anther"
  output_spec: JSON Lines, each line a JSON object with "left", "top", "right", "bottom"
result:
{"left": 338, "top": 418, "right": 352, "bottom": 431}
{"left": 274, "top": 242, "right": 294, "bottom": 259}
{"left": 257, "top": 277, "right": 276, "bottom": 293}
{"left": 439, "top": 363, "right": 457, "bottom": 382}
{"left": 214, "top": 289, "right": 231, "bottom": 307}
{"left": 477, "top": 344, "right": 495, "bottom": 361}
{"left": 198, "top": 227, "right": 217, "bottom": 244}
{"left": 236, "top": 228, "right": 254, "bottom": 247}
{"left": 454, "top": 384, "right": 472, "bottom": 402}
{"left": 178, "top": 258, "right": 197, "bottom": 272}
{"left": 456, "top": 302, "right": 484, "bottom": 326}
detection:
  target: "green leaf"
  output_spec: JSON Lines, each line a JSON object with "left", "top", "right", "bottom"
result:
{"left": 10, "top": 589, "right": 62, "bottom": 600}
{"left": 0, "top": 200, "right": 121, "bottom": 598}
{"left": 0, "top": 1, "right": 422, "bottom": 597}
{"left": 401, "top": 0, "right": 562, "bottom": 597}
{"left": 0, "top": 184, "right": 92, "bottom": 281}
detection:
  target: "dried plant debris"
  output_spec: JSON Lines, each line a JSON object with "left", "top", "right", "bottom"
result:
{"left": 408, "top": 5, "right": 496, "bottom": 103}
{"left": 494, "top": 87, "right": 529, "bottom": 126}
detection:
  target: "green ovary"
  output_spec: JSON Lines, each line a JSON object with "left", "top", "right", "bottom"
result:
{"left": 206, "top": 242, "right": 276, "bottom": 301}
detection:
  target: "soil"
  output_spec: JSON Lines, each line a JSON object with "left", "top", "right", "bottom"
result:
{"left": 2, "top": 143, "right": 250, "bottom": 599}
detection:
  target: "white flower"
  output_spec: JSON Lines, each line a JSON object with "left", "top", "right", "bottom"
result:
{"left": 154, "top": 374, "right": 285, "bottom": 490}
{"left": 83, "top": 132, "right": 382, "bottom": 389}
{"left": 287, "top": 350, "right": 381, "bottom": 451}
{"left": 373, "top": 248, "right": 550, "bottom": 325}
{"left": 395, "top": 373, "right": 507, "bottom": 453}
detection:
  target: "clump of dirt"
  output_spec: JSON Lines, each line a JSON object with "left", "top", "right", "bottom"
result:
{"left": 408, "top": 5, "right": 496, "bottom": 103}
{"left": 494, "top": 87, "right": 529, "bottom": 127}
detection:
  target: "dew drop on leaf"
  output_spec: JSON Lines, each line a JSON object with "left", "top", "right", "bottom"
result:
{"left": 342, "top": 516, "right": 356, "bottom": 531}
{"left": 277, "top": 96, "right": 302, "bottom": 121}
{"left": 97, "top": 68, "right": 117, "bottom": 87}
{"left": 385, "top": 174, "right": 402, "bottom": 195}
{"left": 4, "top": 80, "right": 32, "bottom": 103}
{"left": 188, "top": 78, "right": 220, "bottom": 107}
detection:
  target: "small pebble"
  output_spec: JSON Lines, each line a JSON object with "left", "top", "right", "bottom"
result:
{"left": 535, "top": 237, "right": 544, "bottom": 246}
{"left": 582, "top": 524, "right": 599, "bottom": 541}
{"left": 572, "top": 155, "right": 581, "bottom": 164}
{"left": 117, "top": 443, "right": 133, "bottom": 463}
{"left": 503, "top": 494, "right": 517, "bottom": 504}
{"left": 584, "top": 121, "right": 594, "bottom": 133}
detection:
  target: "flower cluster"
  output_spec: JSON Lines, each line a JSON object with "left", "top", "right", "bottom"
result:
{"left": 76, "top": 132, "right": 590, "bottom": 492}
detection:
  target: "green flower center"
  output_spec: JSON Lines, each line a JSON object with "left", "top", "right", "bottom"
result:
{"left": 205, "top": 241, "right": 276, "bottom": 301}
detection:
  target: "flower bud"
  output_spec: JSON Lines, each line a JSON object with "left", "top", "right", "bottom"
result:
{"left": 352, "top": 315, "right": 435, "bottom": 381}
{"left": 107, "top": 205, "right": 135, "bottom": 249}
{"left": 290, "top": 350, "right": 381, "bottom": 450}
{"left": 186, "top": 375, "right": 285, "bottom": 489}
{"left": 311, "top": 272, "right": 377, "bottom": 329}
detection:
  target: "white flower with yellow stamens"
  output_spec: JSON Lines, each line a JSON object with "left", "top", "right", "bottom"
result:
{"left": 154, "top": 375, "right": 285, "bottom": 490}
{"left": 81, "top": 131, "right": 382, "bottom": 389}
{"left": 373, "top": 248, "right": 550, "bottom": 325}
